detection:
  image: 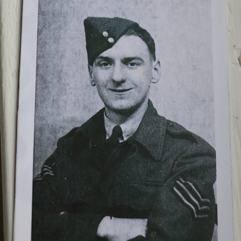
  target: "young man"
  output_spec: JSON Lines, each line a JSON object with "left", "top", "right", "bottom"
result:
{"left": 32, "top": 17, "right": 216, "bottom": 241}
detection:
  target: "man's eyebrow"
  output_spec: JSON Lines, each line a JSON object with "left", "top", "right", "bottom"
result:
{"left": 122, "top": 57, "right": 144, "bottom": 62}
{"left": 95, "top": 56, "right": 112, "bottom": 62}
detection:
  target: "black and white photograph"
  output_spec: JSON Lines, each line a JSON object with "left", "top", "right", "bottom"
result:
{"left": 13, "top": 0, "right": 234, "bottom": 241}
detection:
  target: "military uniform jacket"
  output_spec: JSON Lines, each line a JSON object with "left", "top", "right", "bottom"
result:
{"left": 32, "top": 101, "right": 216, "bottom": 241}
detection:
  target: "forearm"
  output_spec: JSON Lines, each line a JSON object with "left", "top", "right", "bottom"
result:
{"left": 32, "top": 207, "right": 105, "bottom": 241}
{"left": 97, "top": 217, "right": 148, "bottom": 241}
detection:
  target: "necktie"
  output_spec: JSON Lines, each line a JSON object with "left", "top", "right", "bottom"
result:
{"left": 106, "top": 125, "right": 123, "bottom": 148}
{"left": 100, "top": 125, "right": 123, "bottom": 167}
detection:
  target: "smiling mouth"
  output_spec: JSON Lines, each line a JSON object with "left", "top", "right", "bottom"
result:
{"left": 109, "top": 88, "right": 132, "bottom": 93}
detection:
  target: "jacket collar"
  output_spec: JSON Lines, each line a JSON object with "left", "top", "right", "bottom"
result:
{"left": 132, "top": 100, "right": 167, "bottom": 161}
{"left": 78, "top": 100, "right": 167, "bottom": 161}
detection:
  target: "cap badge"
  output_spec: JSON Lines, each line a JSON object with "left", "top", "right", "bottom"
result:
{"left": 108, "top": 37, "right": 114, "bottom": 43}
{"left": 102, "top": 31, "right": 108, "bottom": 37}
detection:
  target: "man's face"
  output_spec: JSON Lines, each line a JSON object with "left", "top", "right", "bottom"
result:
{"left": 89, "top": 35, "right": 160, "bottom": 115}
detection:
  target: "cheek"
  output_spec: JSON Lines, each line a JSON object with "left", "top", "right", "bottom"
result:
{"left": 141, "top": 66, "right": 153, "bottom": 79}
{"left": 130, "top": 68, "right": 152, "bottom": 88}
{"left": 93, "top": 70, "right": 110, "bottom": 86}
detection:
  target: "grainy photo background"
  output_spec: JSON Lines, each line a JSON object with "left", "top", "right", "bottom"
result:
{"left": 34, "top": 0, "right": 214, "bottom": 184}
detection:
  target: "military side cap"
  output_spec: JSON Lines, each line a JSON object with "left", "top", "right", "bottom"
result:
{"left": 84, "top": 17, "right": 155, "bottom": 65}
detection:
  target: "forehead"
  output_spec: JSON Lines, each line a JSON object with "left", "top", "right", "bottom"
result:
{"left": 98, "top": 35, "right": 151, "bottom": 59}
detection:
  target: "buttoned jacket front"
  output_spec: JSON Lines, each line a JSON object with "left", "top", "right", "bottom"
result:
{"left": 32, "top": 101, "right": 216, "bottom": 241}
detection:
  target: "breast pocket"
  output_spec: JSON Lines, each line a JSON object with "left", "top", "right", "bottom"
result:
{"left": 106, "top": 182, "right": 163, "bottom": 218}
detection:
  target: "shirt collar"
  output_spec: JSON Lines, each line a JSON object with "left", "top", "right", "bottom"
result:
{"left": 104, "top": 104, "right": 148, "bottom": 141}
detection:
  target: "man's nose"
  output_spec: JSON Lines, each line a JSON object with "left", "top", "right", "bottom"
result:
{"left": 111, "top": 63, "right": 126, "bottom": 83}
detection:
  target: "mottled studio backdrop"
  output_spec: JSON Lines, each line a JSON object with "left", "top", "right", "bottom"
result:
{"left": 34, "top": 0, "right": 214, "bottom": 177}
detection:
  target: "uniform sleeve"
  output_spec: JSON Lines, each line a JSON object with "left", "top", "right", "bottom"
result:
{"left": 32, "top": 137, "right": 105, "bottom": 241}
{"left": 129, "top": 135, "right": 216, "bottom": 241}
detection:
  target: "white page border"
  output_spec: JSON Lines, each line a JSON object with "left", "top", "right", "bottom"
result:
{"left": 212, "top": 0, "right": 234, "bottom": 240}
{"left": 13, "top": 0, "right": 38, "bottom": 240}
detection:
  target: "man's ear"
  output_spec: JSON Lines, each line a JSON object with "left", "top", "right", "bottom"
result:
{"left": 151, "top": 60, "right": 161, "bottom": 84}
{"left": 88, "top": 65, "right": 96, "bottom": 86}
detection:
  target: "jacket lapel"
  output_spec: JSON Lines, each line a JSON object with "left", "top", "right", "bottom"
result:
{"left": 133, "top": 100, "right": 167, "bottom": 161}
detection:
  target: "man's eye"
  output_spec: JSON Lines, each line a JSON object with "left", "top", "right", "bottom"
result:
{"left": 100, "top": 62, "right": 111, "bottom": 67}
{"left": 127, "top": 62, "right": 139, "bottom": 67}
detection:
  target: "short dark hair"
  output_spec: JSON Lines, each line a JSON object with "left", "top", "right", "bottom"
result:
{"left": 124, "top": 26, "right": 156, "bottom": 61}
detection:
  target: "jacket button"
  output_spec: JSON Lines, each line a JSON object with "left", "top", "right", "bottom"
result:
{"left": 59, "top": 211, "right": 67, "bottom": 216}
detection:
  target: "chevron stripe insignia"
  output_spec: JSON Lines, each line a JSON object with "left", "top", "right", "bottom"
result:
{"left": 34, "top": 163, "right": 56, "bottom": 181}
{"left": 173, "top": 177, "right": 211, "bottom": 219}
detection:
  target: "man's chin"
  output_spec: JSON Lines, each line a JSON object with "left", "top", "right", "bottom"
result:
{"left": 106, "top": 102, "right": 141, "bottom": 116}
